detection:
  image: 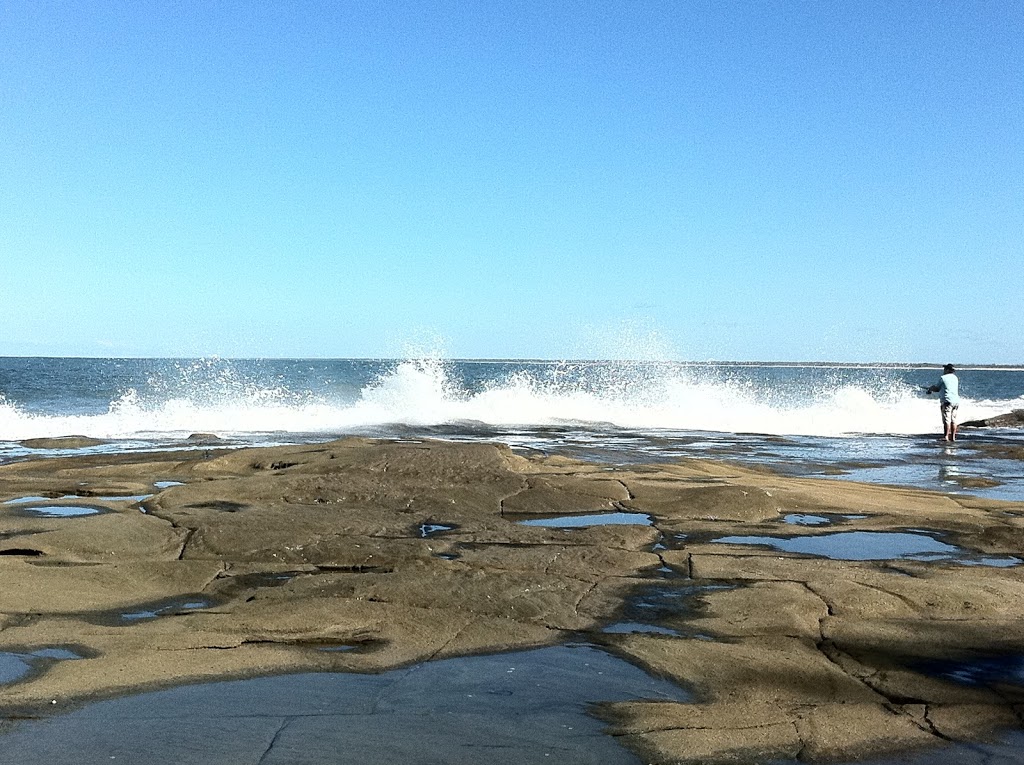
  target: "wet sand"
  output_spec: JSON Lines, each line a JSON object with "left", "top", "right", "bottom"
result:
{"left": 1, "top": 438, "right": 1023, "bottom": 763}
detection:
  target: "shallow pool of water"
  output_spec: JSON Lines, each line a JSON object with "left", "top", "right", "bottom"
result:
{"left": 959, "top": 556, "right": 1023, "bottom": 568}
{"left": 0, "top": 647, "right": 84, "bottom": 685}
{"left": 2, "top": 496, "right": 71, "bottom": 505}
{"left": 85, "top": 596, "right": 216, "bottom": 626}
{"left": 608, "top": 564, "right": 733, "bottom": 639}
{"left": 21, "top": 505, "right": 104, "bottom": 518}
{"left": 120, "top": 598, "right": 212, "bottom": 623}
{"left": 0, "top": 655, "right": 31, "bottom": 684}
{"left": 712, "top": 530, "right": 1018, "bottom": 566}
{"left": 601, "top": 622, "right": 681, "bottom": 636}
{"left": 0, "top": 643, "right": 689, "bottom": 764}
{"left": 419, "top": 523, "right": 454, "bottom": 537}
{"left": 782, "top": 513, "right": 832, "bottom": 526}
{"left": 919, "top": 655, "right": 1024, "bottom": 688}
{"left": 518, "top": 512, "right": 652, "bottom": 528}
{"left": 713, "top": 531, "right": 954, "bottom": 561}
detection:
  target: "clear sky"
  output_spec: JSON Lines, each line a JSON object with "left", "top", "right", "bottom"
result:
{"left": 1, "top": 1, "right": 1021, "bottom": 362}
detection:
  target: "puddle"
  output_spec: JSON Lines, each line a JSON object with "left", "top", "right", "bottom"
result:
{"left": 782, "top": 513, "right": 870, "bottom": 527}
{"left": 660, "top": 532, "right": 689, "bottom": 550}
{"left": 0, "top": 643, "right": 689, "bottom": 764}
{"left": 209, "top": 571, "right": 301, "bottom": 599}
{"left": 919, "top": 655, "right": 1024, "bottom": 688}
{"left": 0, "top": 647, "right": 84, "bottom": 684}
{"left": 602, "top": 622, "right": 680, "bottom": 636}
{"left": 958, "top": 556, "right": 1022, "bottom": 568}
{"left": 154, "top": 481, "right": 185, "bottom": 489}
{"left": 88, "top": 596, "right": 216, "bottom": 626}
{"left": 419, "top": 523, "right": 454, "bottom": 538}
{"left": 121, "top": 599, "right": 211, "bottom": 622}
{"left": 711, "top": 530, "right": 1013, "bottom": 564}
{"left": 606, "top": 567, "right": 733, "bottom": 638}
{"left": 21, "top": 505, "right": 105, "bottom": 518}
{"left": 0, "top": 655, "right": 31, "bottom": 684}
{"left": 3, "top": 496, "right": 72, "bottom": 505}
{"left": 782, "top": 514, "right": 832, "bottom": 526}
{"left": 518, "top": 512, "right": 653, "bottom": 528}
{"left": 5, "top": 493, "right": 153, "bottom": 506}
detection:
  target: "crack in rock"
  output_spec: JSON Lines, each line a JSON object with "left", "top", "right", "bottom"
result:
{"left": 793, "top": 720, "right": 808, "bottom": 762}
{"left": 176, "top": 529, "right": 197, "bottom": 560}
{"left": 424, "top": 618, "right": 474, "bottom": 663}
{"left": 573, "top": 580, "right": 603, "bottom": 617}
{"left": 800, "top": 582, "right": 834, "bottom": 617}
{"left": 542, "top": 549, "right": 564, "bottom": 576}
{"left": 257, "top": 716, "right": 294, "bottom": 765}
{"left": 854, "top": 580, "right": 921, "bottom": 613}
{"left": 497, "top": 482, "right": 530, "bottom": 519}
{"left": 795, "top": 583, "right": 918, "bottom": 713}
{"left": 920, "top": 705, "right": 956, "bottom": 742}
{"left": 626, "top": 720, "right": 800, "bottom": 736}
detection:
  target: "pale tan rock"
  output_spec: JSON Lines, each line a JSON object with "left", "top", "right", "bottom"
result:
{"left": 688, "top": 580, "right": 827, "bottom": 639}
{"left": 926, "top": 703, "right": 1023, "bottom": 741}
{"left": 1, "top": 438, "right": 1023, "bottom": 763}
{"left": 0, "top": 559, "right": 224, "bottom": 613}
{"left": 499, "top": 474, "right": 630, "bottom": 516}
{"left": 794, "top": 702, "right": 938, "bottom": 760}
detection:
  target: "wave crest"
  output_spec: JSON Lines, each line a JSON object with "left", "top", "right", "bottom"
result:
{"left": 0, "top": 359, "right": 1019, "bottom": 441}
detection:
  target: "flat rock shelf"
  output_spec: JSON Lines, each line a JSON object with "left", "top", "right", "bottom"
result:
{"left": 1, "top": 438, "right": 1023, "bottom": 764}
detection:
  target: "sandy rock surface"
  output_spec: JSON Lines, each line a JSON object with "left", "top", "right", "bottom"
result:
{"left": 1, "top": 438, "right": 1023, "bottom": 763}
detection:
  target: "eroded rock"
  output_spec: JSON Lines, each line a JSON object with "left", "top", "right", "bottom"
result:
{"left": 0, "top": 438, "right": 1022, "bottom": 763}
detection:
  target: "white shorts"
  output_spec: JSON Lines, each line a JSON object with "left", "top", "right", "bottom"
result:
{"left": 941, "top": 402, "right": 958, "bottom": 428}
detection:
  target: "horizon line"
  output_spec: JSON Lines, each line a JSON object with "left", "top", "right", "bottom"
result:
{"left": 1, "top": 355, "right": 1021, "bottom": 369}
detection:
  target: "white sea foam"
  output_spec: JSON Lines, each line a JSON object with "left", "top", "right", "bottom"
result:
{"left": 0, "top": 360, "right": 1020, "bottom": 441}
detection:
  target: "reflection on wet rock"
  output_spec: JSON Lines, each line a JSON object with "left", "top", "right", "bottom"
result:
{"left": 712, "top": 530, "right": 1021, "bottom": 566}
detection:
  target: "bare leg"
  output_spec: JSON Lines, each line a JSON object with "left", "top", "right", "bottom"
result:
{"left": 941, "top": 404, "right": 952, "bottom": 441}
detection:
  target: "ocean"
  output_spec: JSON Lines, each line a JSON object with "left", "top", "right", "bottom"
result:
{"left": 2, "top": 357, "right": 1023, "bottom": 501}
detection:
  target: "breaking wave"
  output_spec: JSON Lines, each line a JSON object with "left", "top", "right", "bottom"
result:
{"left": 0, "top": 358, "right": 1020, "bottom": 441}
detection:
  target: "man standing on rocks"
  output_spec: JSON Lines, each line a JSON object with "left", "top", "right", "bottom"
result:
{"left": 926, "top": 364, "right": 960, "bottom": 441}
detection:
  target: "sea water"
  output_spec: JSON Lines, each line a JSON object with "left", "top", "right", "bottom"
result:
{"left": 1, "top": 357, "right": 1023, "bottom": 500}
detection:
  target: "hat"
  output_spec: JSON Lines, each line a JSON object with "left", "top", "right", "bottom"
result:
{"left": 943, "top": 363, "right": 955, "bottom": 373}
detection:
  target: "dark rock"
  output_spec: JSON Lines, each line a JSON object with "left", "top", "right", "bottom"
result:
{"left": 961, "top": 409, "right": 1024, "bottom": 429}
{"left": 20, "top": 436, "right": 106, "bottom": 449}
{"left": 186, "top": 433, "right": 224, "bottom": 444}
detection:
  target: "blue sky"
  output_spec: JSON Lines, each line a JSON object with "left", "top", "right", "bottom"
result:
{"left": 1, "top": 1, "right": 1021, "bottom": 362}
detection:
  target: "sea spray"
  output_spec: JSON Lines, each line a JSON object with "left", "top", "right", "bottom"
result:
{"left": 0, "top": 358, "right": 1020, "bottom": 441}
